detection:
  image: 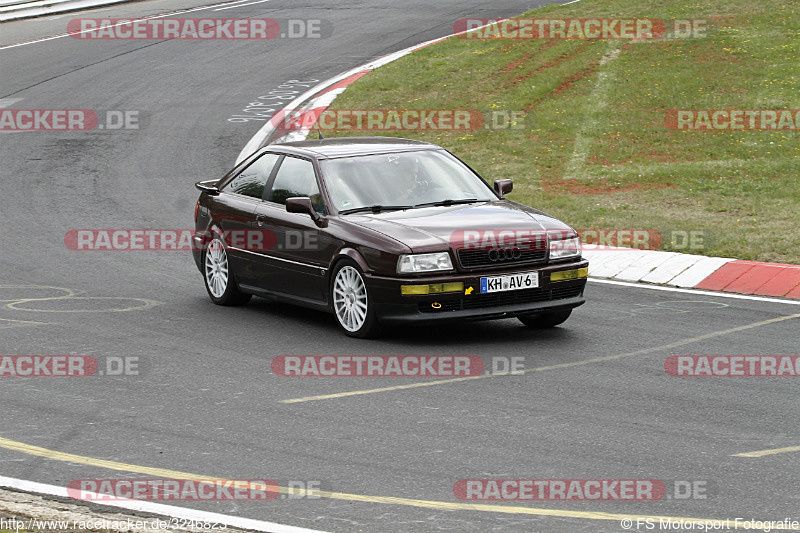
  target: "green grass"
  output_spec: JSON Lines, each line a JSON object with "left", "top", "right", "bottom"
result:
{"left": 321, "top": 0, "right": 800, "bottom": 263}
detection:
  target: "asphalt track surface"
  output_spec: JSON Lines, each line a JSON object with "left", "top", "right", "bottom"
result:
{"left": 1, "top": 1, "right": 799, "bottom": 532}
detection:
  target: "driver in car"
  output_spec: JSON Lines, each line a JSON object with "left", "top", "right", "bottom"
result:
{"left": 393, "top": 156, "right": 429, "bottom": 204}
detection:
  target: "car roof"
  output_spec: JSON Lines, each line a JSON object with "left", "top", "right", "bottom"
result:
{"left": 270, "top": 137, "right": 440, "bottom": 159}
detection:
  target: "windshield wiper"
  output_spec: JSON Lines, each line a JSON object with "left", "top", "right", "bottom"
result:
{"left": 413, "top": 198, "right": 479, "bottom": 208}
{"left": 338, "top": 204, "right": 414, "bottom": 215}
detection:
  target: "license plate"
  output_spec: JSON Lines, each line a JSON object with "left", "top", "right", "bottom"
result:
{"left": 480, "top": 271, "right": 539, "bottom": 293}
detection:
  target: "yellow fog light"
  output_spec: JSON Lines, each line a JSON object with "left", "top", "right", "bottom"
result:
{"left": 430, "top": 282, "right": 464, "bottom": 293}
{"left": 550, "top": 267, "right": 589, "bottom": 281}
{"left": 401, "top": 285, "right": 430, "bottom": 295}
{"left": 401, "top": 282, "right": 464, "bottom": 295}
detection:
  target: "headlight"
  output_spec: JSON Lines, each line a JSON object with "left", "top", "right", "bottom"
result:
{"left": 549, "top": 234, "right": 581, "bottom": 260}
{"left": 397, "top": 252, "right": 453, "bottom": 273}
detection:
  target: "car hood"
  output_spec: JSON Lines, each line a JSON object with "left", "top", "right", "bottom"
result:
{"left": 344, "top": 200, "right": 575, "bottom": 253}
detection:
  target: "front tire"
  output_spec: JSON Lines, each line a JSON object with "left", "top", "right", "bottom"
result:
{"left": 518, "top": 309, "right": 572, "bottom": 328}
{"left": 330, "top": 260, "right": 380, "bottom": 339}
{"left": 203, "top": 236, "right": 251, "bottom": 306}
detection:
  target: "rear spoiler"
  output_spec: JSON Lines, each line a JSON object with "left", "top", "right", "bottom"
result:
{"left": 195, "top": 180, "right": 219, "bottom": 195}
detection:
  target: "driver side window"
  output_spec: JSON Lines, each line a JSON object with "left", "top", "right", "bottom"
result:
{"left": 266, "top": 156, "right": 325, "bottom": 212}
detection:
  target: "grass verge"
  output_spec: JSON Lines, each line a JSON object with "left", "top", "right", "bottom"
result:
{"left": 321, "top": 0, "right": 800, "bottom": 263}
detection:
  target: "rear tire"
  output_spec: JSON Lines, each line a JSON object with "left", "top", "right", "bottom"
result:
{"left": 518, "top": 309, "right": 572, "bottom": 328}
{"left": 203, "top": 236, "right": 251, "bottom": 306}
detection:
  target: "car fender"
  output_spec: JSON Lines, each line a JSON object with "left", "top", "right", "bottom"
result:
{"left": 330, "top": 248, "right": 371, "bottom": 276}
{"left": 192, "top": 223, "right": 222, "bottom": 272}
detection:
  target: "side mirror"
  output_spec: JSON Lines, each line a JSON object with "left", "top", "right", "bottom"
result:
{"left": 494, "top": 179, "right": 513, "bottom": 198}
{"left": 195, "top": 180, "right": 220, "bottom": 196}
{"left": 286, "top": 197, "right": 321, "bottom": 223}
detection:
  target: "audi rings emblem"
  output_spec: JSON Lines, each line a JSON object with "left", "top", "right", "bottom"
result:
{"left": 487, "top": 248, "right": 522, "bottom": 262}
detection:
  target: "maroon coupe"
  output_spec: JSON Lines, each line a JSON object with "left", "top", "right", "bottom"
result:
{"left": 194, "top": 137, "right": 588, "bottom": 338}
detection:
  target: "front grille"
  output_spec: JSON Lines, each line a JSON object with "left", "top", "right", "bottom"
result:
{"left": 418, "top": 284, "right": 583, "bottom": 313}
{"left": 457, "top": 248, "right": 547, "bottom": 269}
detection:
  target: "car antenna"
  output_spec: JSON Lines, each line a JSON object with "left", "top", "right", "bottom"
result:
{"left": 317, "top": 127, "right": 324, "bottom": 140}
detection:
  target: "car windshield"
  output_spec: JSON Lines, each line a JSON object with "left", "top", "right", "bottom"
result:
{"left": 319, "top": 150, "right": 497, "bottom": 213}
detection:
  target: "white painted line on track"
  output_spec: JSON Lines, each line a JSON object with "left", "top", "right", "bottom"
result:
{"left": 732, "top": 445, "right": 800, "bottom": 458}
{"left": 0, "top": 98, "right": 24, "bottom": 108}
{"left": 209, "top": 0, "right": 253, "bottom": 7}
{"left": 214, "top": 0, "right": 269, "bottom": 11}
{"left": 0, "top": 475, "right": 332, "bottom": 533}
{"left": 587, "top": 277, "right": 800, "bottom": 305}
{"left": 0, "top": 0, "right": 265, "bottom": 50}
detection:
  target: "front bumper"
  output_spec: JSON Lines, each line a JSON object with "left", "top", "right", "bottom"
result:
{"left": 368, "top": 260, "right": 588, "bottom": 324}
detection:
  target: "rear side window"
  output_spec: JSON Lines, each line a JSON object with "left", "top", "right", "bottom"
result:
{"left": 225, "top": 153, "right": 280, "bottom": 199}
{"left": 266, "top": 156, "right": 324, "bottom": 212}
